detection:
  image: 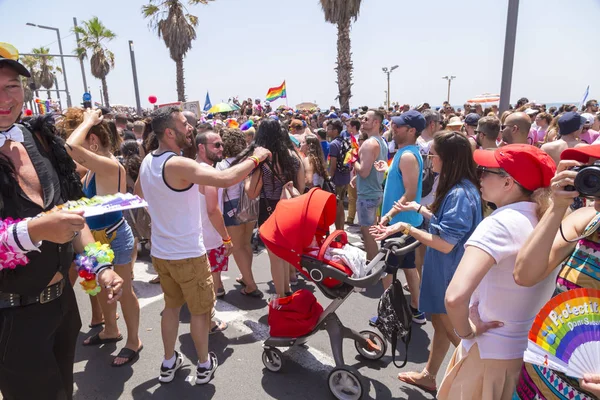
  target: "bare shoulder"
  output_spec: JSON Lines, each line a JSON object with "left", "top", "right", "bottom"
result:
{"left": 565, "top": 205, "right": 598, "bottom": 235}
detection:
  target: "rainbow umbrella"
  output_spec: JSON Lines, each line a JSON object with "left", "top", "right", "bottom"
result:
{"left": 208, "top": 103, "right": 239, "bottom": 114}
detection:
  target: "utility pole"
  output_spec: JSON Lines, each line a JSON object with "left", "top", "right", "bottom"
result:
{"left": 26, "top": 23, "right": 72, "bottom": 107}
{"left": 73, "top": 18, "right": 88, "bottom": 92}
{"left": 99, "top": 85, "right": 104, "bottom": 107}
{"left": 129, "top": 40, "right": 142, "bottom": 115}
{"left": 499, "top": 0, "right": 520, "bottom": 114}
{"left": 442, "top": 76, "right": 456, "bottom": 103}
{"left": 382, "top": 65, "right": 399, "bottom": 110}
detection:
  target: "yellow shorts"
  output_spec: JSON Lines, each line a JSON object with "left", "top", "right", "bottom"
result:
{"left": 152, "top": 255, "right": 215, "bottom": 315}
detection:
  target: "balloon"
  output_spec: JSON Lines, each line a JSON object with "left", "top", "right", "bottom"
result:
{"left": 24, "top": 109, "right": 33, "bottom": 116}
{"left": 148, "top": 95, "right": 157, "bottom": 104}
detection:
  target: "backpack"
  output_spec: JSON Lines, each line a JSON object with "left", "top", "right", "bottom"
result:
{"left": 334, "top": 137, "right": 352, "bottom": 174}
{"left": 374, "top": 270, "right": 412, "bottom": 368}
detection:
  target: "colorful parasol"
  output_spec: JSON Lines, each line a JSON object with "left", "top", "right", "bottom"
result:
{"left": 467, "top": 93, "right": 500, "bottom": 104}
{"left": 208, "top": 103, "right": 239, "bottom": 114}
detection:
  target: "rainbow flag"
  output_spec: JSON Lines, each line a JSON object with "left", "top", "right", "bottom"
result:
{"left": 265, "top": 81, "right": 287, "bottom": 102}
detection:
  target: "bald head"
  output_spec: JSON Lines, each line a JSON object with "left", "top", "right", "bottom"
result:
{"left": 183, "top": 111, "right": 198, "bottom": 128}
{"left": 501, "top": 112, "right": 531, "bottom": 144}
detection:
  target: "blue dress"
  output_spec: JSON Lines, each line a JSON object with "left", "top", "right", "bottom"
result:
{"left": 419, "top": 179, "right": 483, "bottom": 314}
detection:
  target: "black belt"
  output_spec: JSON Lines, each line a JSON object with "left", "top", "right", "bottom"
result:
{"left": 0, "top": 279, "right": 66, "bottom": 309}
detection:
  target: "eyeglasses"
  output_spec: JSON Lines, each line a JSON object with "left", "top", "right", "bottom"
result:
{"left": 426, "top": 153, "right": 439, "bottom": 158}
{"left": 477, "top": 166, "right": 507, "bottom": 178}
{"left": 206, "top": 142, "right": 223, "bottom": 148}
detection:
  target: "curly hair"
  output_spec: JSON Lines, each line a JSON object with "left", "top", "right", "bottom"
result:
{"left": 305, "top": 135, "right": 328, "bottom": 180}
{"left": 57, "top": 108, "right": 121, "bottom": 153}
{"left": 120, "top": 140, "right": 142, "bottom": 182}
{"left": 222, "top": 128, "right": 247, "bottom": 158}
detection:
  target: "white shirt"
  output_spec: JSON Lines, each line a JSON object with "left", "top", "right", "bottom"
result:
{"left": 461, "top": 202, "right": 558, "bottom": 360}
{"left": 139, "top": 151, "right": 205, "bottom": 260}
{"left": 198, "top": 162, "right": 224, "bottom": 251}
{"left": 217, "top": 157, "right": 241, "bottom": 200}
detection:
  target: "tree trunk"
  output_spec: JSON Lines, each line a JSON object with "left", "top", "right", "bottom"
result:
{"left": 47, "top": 90, "right": 52, "bottom": 100}
{"left": 101, "top": 76, "right": 110, "bottom": 108}
{"left": 336, "top": 18, "right": 353, "bottom": 113}
{"left": 176, "top": 57, "right": 186, "bottom": 102}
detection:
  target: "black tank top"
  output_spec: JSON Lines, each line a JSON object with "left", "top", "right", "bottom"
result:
{"left": 0, "top": 125, "right": 74, "bottom": 296}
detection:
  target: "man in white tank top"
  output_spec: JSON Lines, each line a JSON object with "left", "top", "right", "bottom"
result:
{"left": 136, "top": 106, "right": 270, "bottom": 385}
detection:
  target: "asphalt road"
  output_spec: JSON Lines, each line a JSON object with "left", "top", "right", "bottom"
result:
{"left": 72, "top": 227, "right": 452, "bottom": 400}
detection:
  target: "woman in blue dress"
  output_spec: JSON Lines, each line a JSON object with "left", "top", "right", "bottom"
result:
{"left": 371, "top": 131, "right": 483, "bottom": 392}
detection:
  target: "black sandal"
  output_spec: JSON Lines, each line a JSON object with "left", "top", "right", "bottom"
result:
{"left": 240, "top": 288, "right": 264, "bottom": 298}
{"left": 111, "top": 345, "right": 143, "bottom": 367}
{"left": 83, "top": 332, "right": 123, "bottom": 346}
{"left": 88, "top": 314, "right": 120, "bottom": 329}
{"left": 235, "top": 277, "right": 246, "bottom": 287}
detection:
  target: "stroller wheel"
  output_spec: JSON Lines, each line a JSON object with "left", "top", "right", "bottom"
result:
{"left": 262, "top": 348, "right": 284, "bottom": 372}
{"left": 328, "top": 366, "right": 364, "bottom": 400}
{"left": 355, "top": 330, "right": 387, "bottom": 361}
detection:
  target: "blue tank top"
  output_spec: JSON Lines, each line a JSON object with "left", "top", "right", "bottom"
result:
{"left": 357, "top": 135, "right": 388, "bottom": 199}
{"left": 382, "top": 144, "right": 423, "bottom": 226}
{"left": 82, "top": 171, "right": 123, "bottom": 230}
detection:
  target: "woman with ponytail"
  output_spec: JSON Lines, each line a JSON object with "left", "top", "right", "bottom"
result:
{"left": 61, "top": 108, "right": 142, "bottom": 367}
{"left": 438, "top": 145, "right": 557, "bottom": 400}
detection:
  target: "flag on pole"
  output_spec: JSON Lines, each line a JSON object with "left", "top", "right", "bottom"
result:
{"left": 203, "top": 92, "right": 212, "bottom": 112}
{"left": 265, "top": 81, "right": 287, "bottom": 102}
{"left": 580, "top": 85, "right": 590, "bottom": 109}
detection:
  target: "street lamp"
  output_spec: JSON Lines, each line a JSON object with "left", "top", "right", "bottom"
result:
{"left": 26, "top": 22, "right": 72, "bottom": 107}
{"left": 442, "top": 75, "right": 456, "bottom": 104}
{"left": 382, "top": 65, "right": 399, "bottom": 110}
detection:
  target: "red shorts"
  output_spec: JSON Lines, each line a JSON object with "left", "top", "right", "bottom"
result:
{"left": 207, "top": 245, "right": 229, "bottom": 273}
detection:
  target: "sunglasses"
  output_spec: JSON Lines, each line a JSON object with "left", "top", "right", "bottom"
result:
{"left": 477, "top": 166, "right": 507, "bottom": 178}
{"left": 205, "top": 142, "right": 223, "bottom": 148}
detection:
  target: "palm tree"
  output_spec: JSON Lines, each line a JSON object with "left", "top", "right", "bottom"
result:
{"left": 31, "top": 47, "right": 62, "bottom": 99}
{"left": 142, "top": 0, "right": 214, "bottom": 102}
{"left": 20, "top": 55, "right": 41, "bottom": 98}
{"left": 73, "top": 17, "right": 116, "bottom": 107}
{"left": 320, "top": 0, "right": 363, "bottom": 113}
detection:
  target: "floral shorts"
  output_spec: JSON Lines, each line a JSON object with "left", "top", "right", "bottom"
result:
{"left": 207, "top": 245, "right": 229, "bottom": 273}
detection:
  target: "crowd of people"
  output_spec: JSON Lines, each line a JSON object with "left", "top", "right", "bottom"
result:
{"left": 2, "top": 43, "right": 600, "bottom": 400}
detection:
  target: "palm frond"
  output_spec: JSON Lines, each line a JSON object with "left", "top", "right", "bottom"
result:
{"left": 320, "top": 0, "right": 362, "bottom": 24}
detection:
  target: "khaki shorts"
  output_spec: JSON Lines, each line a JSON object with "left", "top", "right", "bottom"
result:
{"left": 152, "top": 255, "right": 215, "bottom": 316}
{"left": 335, "top": 184, "right": 348, "bottom": 203}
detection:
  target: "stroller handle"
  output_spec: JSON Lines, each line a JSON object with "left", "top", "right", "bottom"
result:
{"left": 382, "top": 235, "right": 422, "bottom": 257}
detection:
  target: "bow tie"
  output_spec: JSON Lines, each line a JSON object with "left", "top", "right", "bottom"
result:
{"left": 0, "top": 125, "right": 24, "bottom": 148}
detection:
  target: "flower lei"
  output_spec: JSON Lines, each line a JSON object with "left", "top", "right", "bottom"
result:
{"left": 74, "top": 242, "right": 115, "bottom": 296}
{"left": 0, "top": 218, "right": 29, "bottom": 271}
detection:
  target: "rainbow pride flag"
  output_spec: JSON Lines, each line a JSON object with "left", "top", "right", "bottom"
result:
{"left": 265, "top": 81, "right": 287, "bottom": 102}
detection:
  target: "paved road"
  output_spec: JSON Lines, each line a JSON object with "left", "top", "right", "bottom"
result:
{"left": 73, "top": 228, "right": 452, "bottom": 400}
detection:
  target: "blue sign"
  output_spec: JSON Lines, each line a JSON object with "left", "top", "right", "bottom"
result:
{"left": 83, "top": 92, "right": 92, "bottom": 102}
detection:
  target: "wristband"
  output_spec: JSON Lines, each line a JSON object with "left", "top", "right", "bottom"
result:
{"left": 417, "top": 205, "right": 423, "bottom": 214}
{"left": 248, "top": 156, "right": 260, "bottom": 168}
{"left": 75, "top": 242, "right": 115, "bottom": 296}
{"left": 454, "top": 328, "right": 476, "bottom": 340}
{"left": 222, "top": 237, "right": 232, "bottom": 245}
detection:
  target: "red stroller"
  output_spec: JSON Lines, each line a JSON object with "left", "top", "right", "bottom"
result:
{"left": 259, "top": 188, "right": 419, "bottom": 400}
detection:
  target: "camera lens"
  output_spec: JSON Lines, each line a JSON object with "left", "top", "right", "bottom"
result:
{"left": 574, "top": 166, "right": 600, "bottom": 198}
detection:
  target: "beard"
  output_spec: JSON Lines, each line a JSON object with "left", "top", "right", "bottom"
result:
{"left": 174, "top": 128, "right": 192, "bottom": 149}
{"left": 206, "top": 150, "right": 223, "bottom": 164}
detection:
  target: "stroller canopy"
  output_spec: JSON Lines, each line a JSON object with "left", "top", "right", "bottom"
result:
{"left": 259, "top": 188, "right": 336, "bottom": 265}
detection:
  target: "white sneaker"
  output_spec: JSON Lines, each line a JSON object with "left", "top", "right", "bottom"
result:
{"left": 196, "top": 352, "right": 218, "bottom": 385}
{"left": 158, "top": 351, "right": 184, "bottom": 383}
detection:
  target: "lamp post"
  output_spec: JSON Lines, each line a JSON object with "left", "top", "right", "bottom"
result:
{"left": 442, "top": 75, "right": 456, "bottom": 104}
{"left": 26, "top": 22, "right": 72, "bottom": 107}
{"left": 382, "top": 65, "right": 399, "bottom": 110}
{"left": 129, "top": 41, "right": 142, "bottom": 115}
{"left": 73, "top": 18, "right": 88, "bottom": 93}
{"left": 384, "top": 90, "right": 388, "bottom": 108}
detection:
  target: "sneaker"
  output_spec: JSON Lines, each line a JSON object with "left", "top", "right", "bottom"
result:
{"left": 196, "top": 352, "right": 218, "bottom": 385}
{"left": 158, "top": 351, "right": 184, "bottom": 383}
{"left": 411, "top": 306, "right": 426, "bottom": 325}
{"left": 368, "top": 316, "right": 378, "bottom": 327}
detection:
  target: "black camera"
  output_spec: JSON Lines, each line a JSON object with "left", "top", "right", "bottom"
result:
{"left": 565, "top": 161, "right": 600, "bottom": 198}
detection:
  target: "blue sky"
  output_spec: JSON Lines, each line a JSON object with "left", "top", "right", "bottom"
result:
{"left": 1, "top": 0, "right": 598, "bottom": 109}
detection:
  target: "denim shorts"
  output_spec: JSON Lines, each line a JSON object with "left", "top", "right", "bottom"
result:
{"left": 92, "top": 220, "right": 135, "bottom": 266}
{"left": 357, "top": 196, "right": 382, "bottom": 227}
{"left": 223, "top": 198, "right": 240, "bottom": 227}
{"left": 381, "top": 229, "right": 421, "bottom": 273}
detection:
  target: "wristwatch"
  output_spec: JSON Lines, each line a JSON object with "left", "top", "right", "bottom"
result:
{"left": 400, "top": 224, "right": 412, "bottom": 236}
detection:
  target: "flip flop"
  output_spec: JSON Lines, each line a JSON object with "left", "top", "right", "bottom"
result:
{"left": 209, "top": 319, "right": 228, "bottom": 334}
{"left": 83, "top": 332, "right": 123, "bottom": 346}
{"left": 216, "top": 287, "right": 226, "bottom": 298}
{"left": 149, "top": 276, "right": 161, "bottom": 284}
{"left": 88, "top": 314, "right": 120, "bottom": 329}
{"left": 397, "top": 372, "right": 437, "bottom": 393}
{"left": 235, "top": 277, "right": 246, "bottom": 287}
{"left": 240, "top": 288, "right": 264, "bottom": 298}
{"left": 112, "top": 345, "right": 143, "bottom": 367}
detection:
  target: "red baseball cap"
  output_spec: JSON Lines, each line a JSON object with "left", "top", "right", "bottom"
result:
{"left": 473, "top": 144, "right": 556, "bottom": 191}
{"left": 561, "top": 144, "right": 600, "bottom": 163}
